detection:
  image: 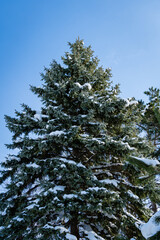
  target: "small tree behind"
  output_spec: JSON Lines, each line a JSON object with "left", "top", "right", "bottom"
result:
{"left": 138, "top": 87, "right": 160, "bottom": 213}
{"left": 142, "top": 88, "right": 160, "bottom": 158}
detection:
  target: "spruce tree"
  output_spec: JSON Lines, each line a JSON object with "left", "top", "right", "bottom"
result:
{"left": 138, "top": 87, "right": 160, "bottom": 214}
{"left": 0, "top": 39, "right": 159, "bottom": 240}
{"left": 139, "top": 87, "right": 160, "bottom": 159}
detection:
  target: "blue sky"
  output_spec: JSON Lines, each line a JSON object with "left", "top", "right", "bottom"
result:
{"left": 0, "top": 0, "right": 160, "bottom": 159}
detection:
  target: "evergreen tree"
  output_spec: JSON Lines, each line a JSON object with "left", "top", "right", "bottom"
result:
{"left": 139, "top": 87, "right": 160, "bottom": 159}
{"left": 0, "top": 39, "right": 159, "bottom": 240}
{"left": 138, "top": 87, "right": 160, "bottom": 214}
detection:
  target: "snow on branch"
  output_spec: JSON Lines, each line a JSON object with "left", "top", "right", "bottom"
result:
{"left": 124, "top": 98, "right": 138, "bottom": 107}
{"left": 130, "top": 156, "right": 160, "bottom": 167}
{"left": 75, "top": 82, "right": 92, "bottom": 91}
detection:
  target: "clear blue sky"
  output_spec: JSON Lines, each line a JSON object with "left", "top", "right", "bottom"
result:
{"left": 0, "top": 0, "right": 160, "bottom": 159}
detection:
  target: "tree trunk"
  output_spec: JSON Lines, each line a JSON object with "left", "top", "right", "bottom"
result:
{"left": 70, "top": 213, "right": 79, "bottom": 240}
{"left": 151, "top": 201, "right": 157, "bottom": 214}
{"left": 151, "top": 136, "right": 158, "bottom": 214}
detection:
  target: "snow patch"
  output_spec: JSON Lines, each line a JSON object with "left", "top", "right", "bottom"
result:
{"left": 84, "top": 230, "right": 105, "bottom": 240}
{"left": 75, "top": 82, "right": 92, "bottom": 91}
{"left": 83, "top": 83, "right": 92, "bottom": 90}
{"left": 81, "top": 187, "right": 108, "bottom": 193}
{"left": 127, "top": 190, "right": 139, "bottom": 200}
{"left": 49, "top": 185, "right": 65, "bottom": 193}
{"left": 54, "top": 226, "right": 77, "bottom": 240}
{"left": 55, "top": 226, "right": 69, "bottom": 233}
{"left": 141, "top": 210, "right": 160, "bottom": 239}
{"left": 66, "top": 233, "right": 77, "bottom": 240}
{"left": 92, "top": 138, "right": 105, "bottom": 145}
{"left": 59, "top": 158, "right": 86, "bottom": 168}
{"left": 75, "top": 82, "right": 81, "bottom": 88}
{"left": 100, "top": 179, "right": 118, "bottom": 187}
{"left": 63, "top": 194, "right": 78, "bottom": 199}
{"left": 34, "top": 111, "right": 48, "bottom": 121}
{"left": 43, "top": 224, "right": 54, "bottom": 229}
{"left": 13, "top": 216, "right": 23, "bottom": 222}
{"left": 131, "top": 156, "right": 160, "bottom": 167}
{"left": 50, "top": 130, "right": 65, "bottom": 136}
{"left": 124, "top": 99, "right": 138, "bottom": 107}
{"left": 26, "top": 163, "right": 40, "bottom": 168}
{"left": 54, "top": 83, "right": 59, "bottom": 87}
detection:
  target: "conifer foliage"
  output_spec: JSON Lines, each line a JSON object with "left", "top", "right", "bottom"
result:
{"left": 139, "top": 87, "right": 160, "bottom": 159}
{"left": 0, "top": 39, "right": 159, "bottom": 240}
{"left": 138, "top": 88, "right": 160, "bottom": 239}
